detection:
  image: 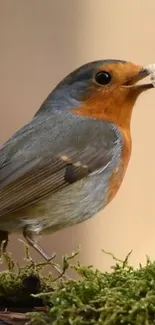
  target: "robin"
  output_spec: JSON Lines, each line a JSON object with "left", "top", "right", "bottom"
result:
{"left": 0, "top": 59, "right": 154, "bottom": 262}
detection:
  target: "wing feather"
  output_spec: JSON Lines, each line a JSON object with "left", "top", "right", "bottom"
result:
{"left": 0, "top": 146, "right": 111, "bottom": 217}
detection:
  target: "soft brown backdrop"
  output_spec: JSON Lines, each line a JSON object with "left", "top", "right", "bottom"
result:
{"left": 0, "top": 0, "right": 155, "bottom": 272}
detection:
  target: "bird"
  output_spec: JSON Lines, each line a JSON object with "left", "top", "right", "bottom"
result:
{"left": 0, "top": 59, "right": 154, "bottom": 262}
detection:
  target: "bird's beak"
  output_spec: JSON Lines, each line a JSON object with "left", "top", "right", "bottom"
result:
{"left": 123, "top": 66, "right": 155, "bottom": 91}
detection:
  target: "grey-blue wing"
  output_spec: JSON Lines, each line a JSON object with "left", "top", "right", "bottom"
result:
{"left": 0, "top": 111, "right": 120, "bottom": 217}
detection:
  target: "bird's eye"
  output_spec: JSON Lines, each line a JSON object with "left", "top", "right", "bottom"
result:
{"left": 95, "top": 71, "right": 112, "bottom": 85}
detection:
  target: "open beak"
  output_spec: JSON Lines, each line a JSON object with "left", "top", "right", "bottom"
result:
{"left": 123, "top": 67, "right": 155, "bottom": 91}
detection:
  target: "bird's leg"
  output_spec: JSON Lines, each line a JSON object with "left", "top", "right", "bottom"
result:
{"left": 0, "top": 230, "right": 8, "bottom": 255}
{"left": 23, "top": 227, "right": 64, "bottom": 276}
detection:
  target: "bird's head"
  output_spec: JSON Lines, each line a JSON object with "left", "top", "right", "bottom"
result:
{"left": 36, "top": 59, "right": 154, "bottom": 129}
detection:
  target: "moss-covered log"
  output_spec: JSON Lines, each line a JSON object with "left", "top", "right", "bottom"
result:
{"left": 0, "top": 248, "right": 155, "bottom": 325}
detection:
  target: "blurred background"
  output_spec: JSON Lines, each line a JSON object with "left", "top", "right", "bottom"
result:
{"left": 0, "top": 0, "right": 155, "bottom": 273}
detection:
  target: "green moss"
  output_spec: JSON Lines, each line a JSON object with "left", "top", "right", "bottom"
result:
{"left": 1, "top": 247, "right": 155, "bottom": 324}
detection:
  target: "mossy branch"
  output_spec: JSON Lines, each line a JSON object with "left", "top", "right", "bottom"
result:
{"left": 0, "top": 244, "right": 155, "bottom": 325}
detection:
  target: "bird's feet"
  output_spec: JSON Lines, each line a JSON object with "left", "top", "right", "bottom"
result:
{"left": 23, "top": 228, "right": 69, "bottom": 280}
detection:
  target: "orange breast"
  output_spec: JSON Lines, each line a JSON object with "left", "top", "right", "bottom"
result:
{"left": 107, "top": 128, "right": 132, "bottom": 204}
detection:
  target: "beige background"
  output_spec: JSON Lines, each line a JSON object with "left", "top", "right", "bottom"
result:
{"left": 0, "top": 0, "right": 155, "bottom": 273}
